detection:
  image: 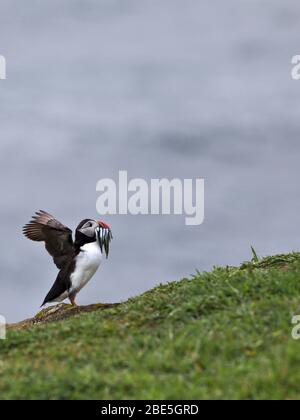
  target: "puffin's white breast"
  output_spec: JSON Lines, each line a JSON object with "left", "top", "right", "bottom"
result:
{"left": 70, "top": 241, "right": 103, "bottom": 293}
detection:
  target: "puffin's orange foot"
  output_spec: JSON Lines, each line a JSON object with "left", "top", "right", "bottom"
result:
{"left": 69, "top": 293, "right": 78, "bottom": 307}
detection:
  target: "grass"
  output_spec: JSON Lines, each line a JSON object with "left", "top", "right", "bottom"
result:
{"left": 1, "top": 251, "right": 300, "bottom": 400}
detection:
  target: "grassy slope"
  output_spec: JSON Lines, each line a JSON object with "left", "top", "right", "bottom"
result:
{"left": 1, "top": 252, "right": 300, "bottom": 400}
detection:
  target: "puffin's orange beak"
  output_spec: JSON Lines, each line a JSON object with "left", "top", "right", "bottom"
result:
{"left": 98, "top": 221, "right": 110, "bottom": 229}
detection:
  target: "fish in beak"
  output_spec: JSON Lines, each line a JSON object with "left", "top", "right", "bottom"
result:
{"left": 97, "top": 222, "right": 113, "bottom": 258}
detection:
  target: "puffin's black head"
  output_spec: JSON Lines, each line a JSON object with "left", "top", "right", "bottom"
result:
{"left": 75, "top": 219, "right": 113, "bottom": 258}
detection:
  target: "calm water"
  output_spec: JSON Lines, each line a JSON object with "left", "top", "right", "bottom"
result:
{"left": 1, "top": 0, "right": 300, "bottom": 322}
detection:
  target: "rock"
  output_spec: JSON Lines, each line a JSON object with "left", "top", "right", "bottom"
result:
{"left": 7, "top": 302, "right": 119, "bottom": 330}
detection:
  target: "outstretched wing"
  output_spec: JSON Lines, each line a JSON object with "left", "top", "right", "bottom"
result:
{"left": 23, "top": 210, "right": 74, "bottom": 269}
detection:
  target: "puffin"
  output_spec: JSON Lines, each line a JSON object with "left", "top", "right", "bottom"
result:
{"left": 23, "top": 211, "right": 113, "bottom": 306}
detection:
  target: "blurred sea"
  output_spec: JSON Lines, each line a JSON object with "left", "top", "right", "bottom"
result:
{"left": 1, "top": 0, "right": 300, "bottom": 321}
